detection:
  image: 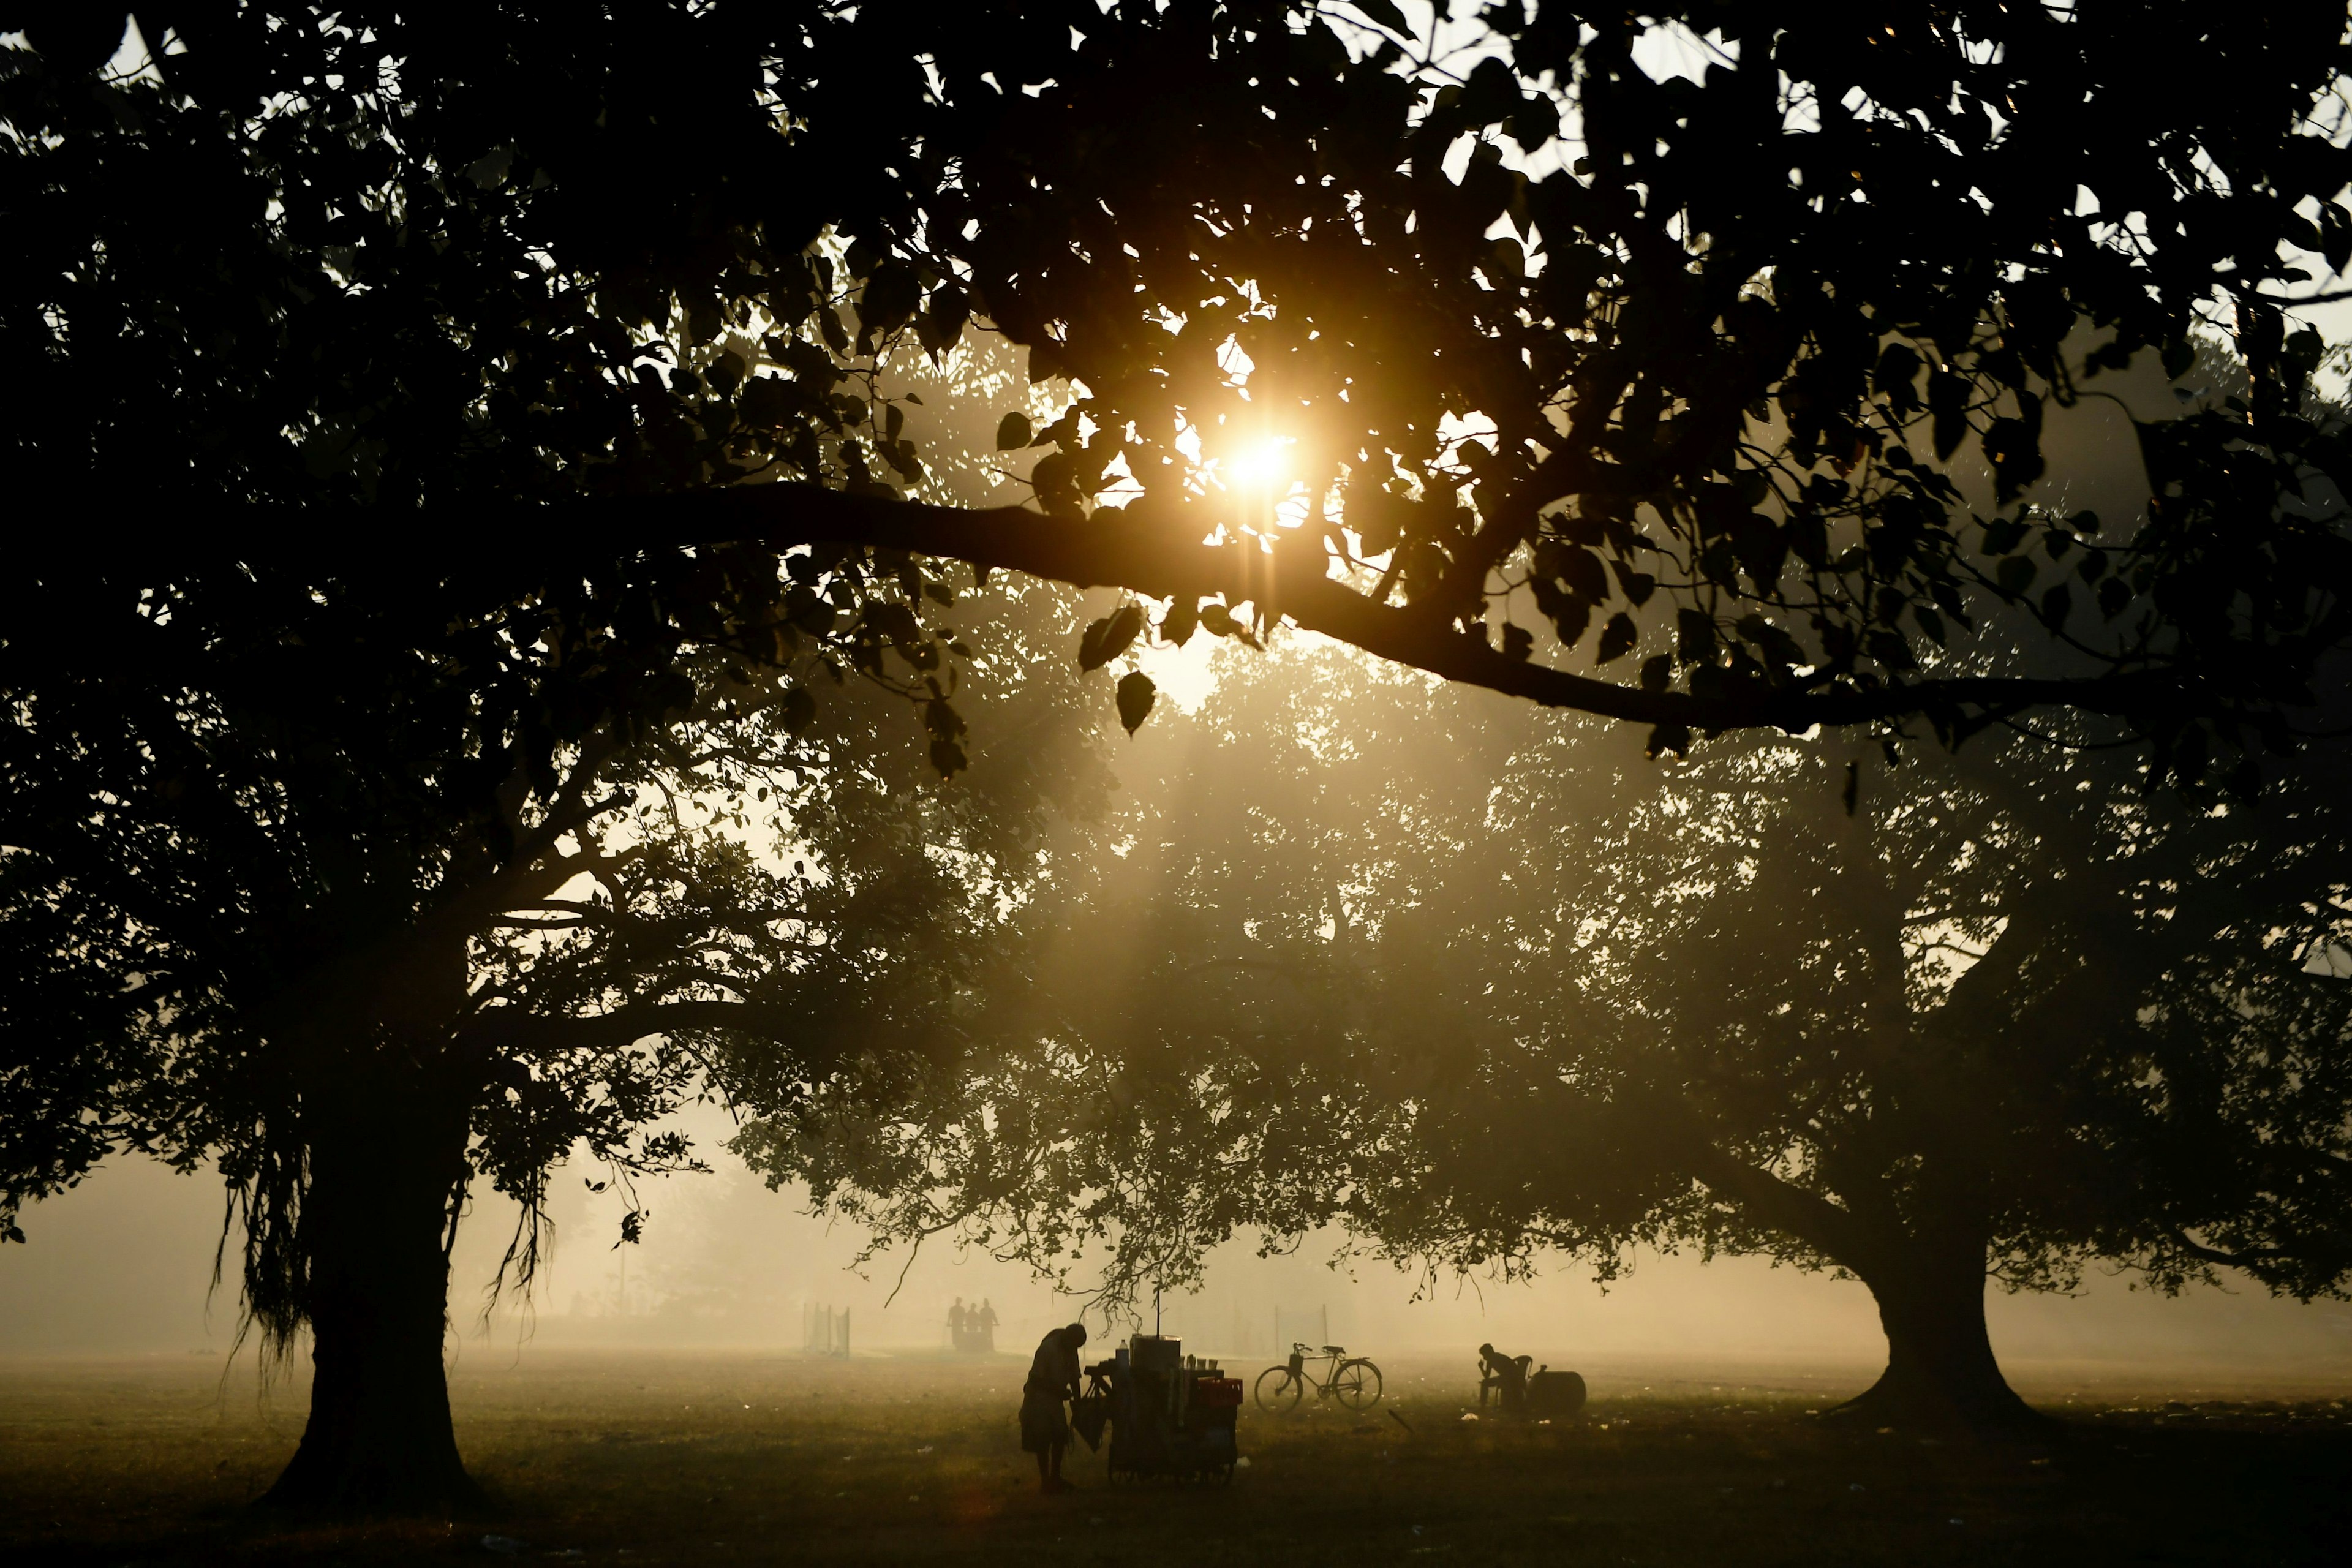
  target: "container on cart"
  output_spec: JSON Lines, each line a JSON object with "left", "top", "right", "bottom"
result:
{"left": 1083, "top": 1335, "right": 1241, "bottom": 1483}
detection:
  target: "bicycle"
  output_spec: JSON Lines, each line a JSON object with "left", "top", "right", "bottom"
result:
{"left": 1254, "top": 1342, "right": 1382, "bottom": 1412}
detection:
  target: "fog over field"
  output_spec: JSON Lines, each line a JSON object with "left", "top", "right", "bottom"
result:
{"left": 9, "top": 1141, "right": 2347, "bottom": 1400}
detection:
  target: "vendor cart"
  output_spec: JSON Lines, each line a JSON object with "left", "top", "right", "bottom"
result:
{"left": 1082, "top": 1334, "right": 1242, "bottom": 1483}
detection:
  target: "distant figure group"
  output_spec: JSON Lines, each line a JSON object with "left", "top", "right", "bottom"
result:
{"left": 948, "top": 1296, "right": 1000, "bottom": 1354}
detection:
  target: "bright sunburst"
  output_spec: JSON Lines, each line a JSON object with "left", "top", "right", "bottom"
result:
{"left": 1222, "top": 436, "right": 1294, "bottom": 487}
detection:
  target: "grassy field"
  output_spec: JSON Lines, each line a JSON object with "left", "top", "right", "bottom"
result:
{"left": 2, "top": 1349, "right": 2348, "bottom": 1566}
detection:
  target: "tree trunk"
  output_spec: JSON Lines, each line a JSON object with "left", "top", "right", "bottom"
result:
{"left": 1684, "top": 1125, "right": 2041, "bottom": 1431}
{"left": 1836, "top": 1232, "right": 2041, "bottom": 1430}
{"left": 258, "top": 1082, "right": 484, "bottom": 1514}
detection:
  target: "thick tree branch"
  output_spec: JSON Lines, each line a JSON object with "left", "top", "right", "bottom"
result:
{"left": 1626, "top": 1083, "right": 1887, "bottom": 1276}
{"left": 410, "top": 785, "right": 633, "bottom": 961}
{"left": 635, "top": 486, "right": 2196, "bottom": 735}
{"left": 1681, "top": 1139, "right": 1883, "bottom": 1276}
{"left": 2171, "top": 1229, "right": 2291, "bottom": 1268}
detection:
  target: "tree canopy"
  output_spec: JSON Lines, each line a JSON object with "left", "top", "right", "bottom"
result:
{"left": 745, "top": 643, "right": 2352, "bottom": 1425}
{"left": 8, "top": 3, "right": 2351, "bottom": 771}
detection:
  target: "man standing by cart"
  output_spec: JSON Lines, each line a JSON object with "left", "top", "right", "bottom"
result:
{"left": 1020, "top": 1322, "right": 1088, "bottom": 1492}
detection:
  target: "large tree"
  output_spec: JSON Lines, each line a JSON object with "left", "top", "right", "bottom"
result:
{"left": 1, "top": 0, "right": 1115, "bottom": 1511}
{"left": 747, "top": 644, "right": 2352, "bottom": 1428}
{"left": 1, "top": 544, "right": 1111, "bottom": 1507}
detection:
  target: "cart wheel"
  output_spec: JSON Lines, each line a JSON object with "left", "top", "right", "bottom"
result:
{"left": 1332, "top": 1358, "right": 1384, "bottom": 1412}
{"left": 1255, "top": 1365, "right": 1303, "bottom": 1412}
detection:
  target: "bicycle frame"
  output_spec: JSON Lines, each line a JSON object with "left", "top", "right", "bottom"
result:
{"left": 1257, "top": 1341, "right": 1382, "bottom": 1413}
{"left": 1288, "top": 1345, "right": 1345, "bottom": 1396}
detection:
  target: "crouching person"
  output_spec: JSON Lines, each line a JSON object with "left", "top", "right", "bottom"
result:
{"left": 1020, "top": 1322, "right": 1088, "bottom": 1492}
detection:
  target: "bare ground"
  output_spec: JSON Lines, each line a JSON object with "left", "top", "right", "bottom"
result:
{"left": 2, "top": 1349, "right": 2346, "bottom": 1566}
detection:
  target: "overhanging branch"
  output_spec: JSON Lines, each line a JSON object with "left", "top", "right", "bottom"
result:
{"left": 1681, "top": 1140, "right": 1881, "bottom": 1275}
{"left": 2171, "top": 1228, "right": 2291, "bottom": 1268}
{"left": 208, "top": 483, "right": 2201, "bottom": 737}
{"left": 658, "top": 486, "right": 2195, "bottom": 736}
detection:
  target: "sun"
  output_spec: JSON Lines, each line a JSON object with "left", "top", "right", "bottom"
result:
{"left": 1223, "top": 436, "right": 1293, "bottom": 487}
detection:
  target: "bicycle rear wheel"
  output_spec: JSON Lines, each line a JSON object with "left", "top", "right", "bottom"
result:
{"left": 1331, "top": 1359, "right": 1383, "bottom": 1411}
{"left": 1254, "top": 1366, "right": 1303, "bottom": 1412}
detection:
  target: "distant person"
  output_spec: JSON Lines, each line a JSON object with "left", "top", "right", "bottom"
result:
{"left": 1020, "top": 1321, "right": 1088, "bottom": 1491}
{"left": 950, "top": 1297, "right": 968, "bottom": 1352}
{"left": 976, "top": 1298, "right": 1000, "bottom": 1352}
{"left": 1478, "top": 1342, "right": 1531, "bottom": 1414}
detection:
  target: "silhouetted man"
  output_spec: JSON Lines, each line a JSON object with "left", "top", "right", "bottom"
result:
{"left": 949, "top": 1297, "right": 968, "bottom": 1352}
{"left": 976, "top": 1298, "right": 1000, "bottom": 1352}
{"left": 1020, "top": 1322, "right": 1088, "bottom": 1491}
{"left": 1478, "top": 1342, "right": 1531, "bottom": 1414}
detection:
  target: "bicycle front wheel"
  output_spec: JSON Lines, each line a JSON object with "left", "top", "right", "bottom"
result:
{"left": 1331, "top": 1359, "right": 1383, "bottom": 1411}
{"left": 1255, "top": 1366, "right": 1303, "bottom": 1412}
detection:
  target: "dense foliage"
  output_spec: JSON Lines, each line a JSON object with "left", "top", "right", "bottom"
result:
{"left": 0, "top": 0, "right": 1032, "bottom": 1281}
{"left": 0, "top": 548, "right": 1101, "bottom": 1254}
{"left": 820, "top": 0, "right": 2352, "bottom": 775}
{"left": 745, "top": 645, "right": 2352, "bottom": 1421}
{"left": 8, "top": 4, "right": 2350, "bottom": 764}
